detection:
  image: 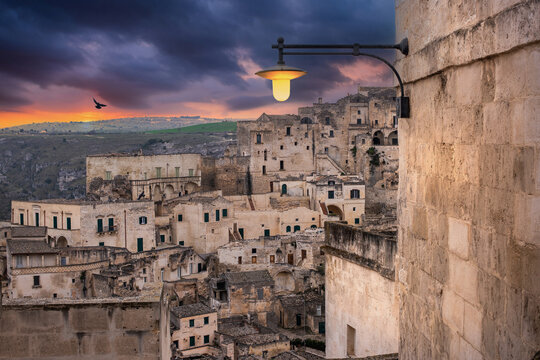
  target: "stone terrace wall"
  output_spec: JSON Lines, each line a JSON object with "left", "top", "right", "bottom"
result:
{"left": 324, "top": 222, "right": 398, "bottom": 358}
{"left": 396, "top": 0, "right": 539, "bottom": 359}
{"left": 0, "top": 298, "right": 165, "bottom": 359}
{"left": 324, "top": 222, "right": 397, "bottom": 279}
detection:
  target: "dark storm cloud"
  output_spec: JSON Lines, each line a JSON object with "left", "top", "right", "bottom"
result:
{"left": 0, "top": 0, "right": 395, "bottom": 111}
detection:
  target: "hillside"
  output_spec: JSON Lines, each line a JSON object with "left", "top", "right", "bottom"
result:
{"left": 148, "top": 121, "right": 237, "bottom": 134}
{"left": 1, "top": 116, "right": 244, "bottom": 134}
{"left": 0, "top": 132, "right": 235, "bottom": 220}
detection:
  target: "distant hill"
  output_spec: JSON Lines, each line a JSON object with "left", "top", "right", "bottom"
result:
{"left": 0, "top": 116, "right": 246, "bottom": 134}
{"left": 147, "top": 121, "right": 237, "bottom": 134}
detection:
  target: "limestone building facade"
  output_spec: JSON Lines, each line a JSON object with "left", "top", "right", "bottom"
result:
{"left": 394, "top": 0, "right": 540, "bottom": 359}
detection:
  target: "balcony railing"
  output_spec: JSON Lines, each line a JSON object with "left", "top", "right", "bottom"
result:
{"left": 97, "top": 225, "right": 118, "bottom": 234}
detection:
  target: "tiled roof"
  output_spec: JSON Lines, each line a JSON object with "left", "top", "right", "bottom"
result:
{"left": 7, "top": 239, "right": 58, "bottom": 255}
{"left": 11, "top": 226, "right": 47, "bottom": 238}
{"left": 224, "top": 270, "right": 274, "bottom": 286}
{"left": 171, "top": 303, "right": 214, "bottom": 318}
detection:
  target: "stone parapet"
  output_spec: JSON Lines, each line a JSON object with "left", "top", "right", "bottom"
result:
{"left": 323, "top": 222, "right": 396, "bottom": 280}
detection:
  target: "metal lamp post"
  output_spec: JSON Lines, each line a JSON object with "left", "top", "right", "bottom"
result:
{"left": 256, "top": 37, "right": 410, "bottom": 118}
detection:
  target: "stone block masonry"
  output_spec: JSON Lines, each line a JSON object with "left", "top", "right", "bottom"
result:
{"left": 0, "top": 296, "right": 170, "bottom": 359}
{"left": 396, "top": 0, "right": 540, "bottom": 359}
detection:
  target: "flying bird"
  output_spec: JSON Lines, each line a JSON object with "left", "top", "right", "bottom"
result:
{"left": 93, "top": 98, "right": 107, "bottom": 109}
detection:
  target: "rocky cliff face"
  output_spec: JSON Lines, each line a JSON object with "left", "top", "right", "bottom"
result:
{"left": 0, "top": 132, "right": 233, "bottom": 220}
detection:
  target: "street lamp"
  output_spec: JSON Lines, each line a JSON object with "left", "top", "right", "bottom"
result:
{"left": 256, "top": 37, "right": 410, "bottom": 118}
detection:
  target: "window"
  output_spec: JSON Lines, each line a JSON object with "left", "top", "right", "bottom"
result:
{"left": 353, "top": 207, "right": 356, "bottom": 211}
{"left": 357, "top": 110, "right": 361, "bottom": 114}
{"left": 328, "top": 191, "right": 335, "bottom": 199}
{"left": 35, "top": 212, "right": 39, "bottom": 227}
{"left": 239, "top": 228, "right": 244, "bottom": 239}
{"left": 286, "top": 127, "right": 291, "bottom": 136}
{"left": 280, "top": 160, "right": 284, "bottom": 170}
{"left": 204, "top": 335, "right": 210, "bottom": 344}
{"left": 175, "top": 167, "right": 180, "bottom": 177}
{"left": 189, "top": 336, "right": 195, "bottom": 347}
{"left": 16, "top": 255, "right": 23, "bottom": 268}
{"left": 19, "top": 213, "right": 24, "bottom": 225}
{"left": 215, "top": 209, "right": 220, "bottom": 221}
{"left": 264, "top": 229, "right": 270, "bottom": 237}
{"left": 189, "top": 319, "right": 195, "bottom": 327}
{"left": 302, "top": 250, "right": 307, "bottom": 259}
{"left": 137, "top": 238, "right": 143, "bottom": 252}
{"left": 177, "top": 214, "right": 183, "bottom": 221}
{"left": 252, "top": 248, "right": 257, "bottom": 254}
{"left": 294, "top": 225, "right": 301, "bottom": 232}
{"left": 53, "top": 216, "right": 58, "bottom": 229}
{"left": 222, "top": 209, "right": 228, "bottom": 218}
{"left": 357, "top": 118, "right": 362, "bottom": 124}
{"left": 189, "top": 169, "right": 194, "bottom": 176}
{"left": 177, "top": 267, "right": 181, "bottom": 278}
{"left": 306, "top": 146, "right": 310, "bottom": 150}
{"left": 262, "top": 165, "right": 266, "bottom": 175}
{"left": 355, "top": 218, "right": 360, "bottom": 224}
{"left": 393, "top": 115, "right": 398, "bottom": 127}
{"left": 329, "top": 130, "right": 334, "bottom": 137}
{"left": 204, "top": 316, "right": 209, "bottom": 325}
{"left": 362, "top": 138, "right": 366, "bottom": 144}
{"left": 256, "top": 133, "right": 262, "bottom": 144}
{"left": 392, "top": 138, "right": 398, "bottom": 145}
{"left": 97, "top": 219, "right": 103, "bottom": 233}
{"left": 160, "top": 234, "right": 165, "bottom": 243}
{"left": 238, "top": 256, "right": 242, "bottom": 264}
{"left": 156, "top": 167, "right": 162, "bottom": 178}
{"left": 286, "top": 225, "right": 291, "bottom": 232}
{"left": 179, "top": 241, "right": 184, "bottom": 246}
{"left": 317, "top": 305, "right": 322, "bottom": 316}
{"left": 252, "top": 256, "right": 257, "bottom": 264}
{"left": 139, "top": 216, "right": 147, "bottom": 225}
{"left": 108, "top": 218, "right": 114, "bottom": 231}
{"left": 294, "top": 141, "right": 298, "bottom": 146}
{"left": 144, "top": 172, "right": 147, "bottom": 180}
{"left": 257, "top": 288, "right": 264, "bottom": 300}
{"left": 66, "top": 217, "right": 72, "bottom": 230}
{"left": 296, "top": 314, "right": 302, "bottom": 326}
{"left": 204, "top": 213, "right": 209, "bottom": 223}
{"left": 99, "top": 242, "right": 104, "bottom": 246}
{"left": 375, "top": 119, "right": 379, "bottom": 125}
{"left": 325, "top": 117, "right": 330, "bottom": 125}
{"left": 105, "top": 171, "right": 112, "bottom": 180}
{"left": 161, "top": 268, "right": 164, "bottom": 280}
{"left": 324, "top": 147, "right": 329, "bottom": 154}
{"left": 280, "top": 145, "right": 284, "bottom": 150}
{"left": 350, "top": 189, "right": 360, "bottom": 199}
{"left": 33, "top": 275, "right": 40, "bottom": 287}
{"left": 304, "top": 132, "right": 308, "bottom": 138}
{"left": 270, "top": 255, "right": 275, "bottom": 263}
{"left": 264, "top": 150, "right": 267, "bottom": 161}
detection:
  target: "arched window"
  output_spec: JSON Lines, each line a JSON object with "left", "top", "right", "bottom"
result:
{"left": 310, "top": 225, "right": 317, "bottom": 229}
{"left": 350, "top": 189, "right": 360, "bottom": 199}
{"left": 294, "top": 225, "right": 301, "bottom": 232}
{"left": 281, "top": 184, "right": 287, "bottom": 195}
{"left": 286, "top": 226, "right": 291, "bottom": 232}
{"left": 256, "top": 133, "right": 262, "bottom": 144}
{"left": 301, "top": 117, "right": 313, "bottom": 124}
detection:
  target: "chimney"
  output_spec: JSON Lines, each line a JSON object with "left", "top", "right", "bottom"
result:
{"left": 318, "top": 97, "right": 322, "bottom": 104}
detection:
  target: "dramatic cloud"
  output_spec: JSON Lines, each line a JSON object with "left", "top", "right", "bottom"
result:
{"left": 0, "top": 0, "right": 396, "bottom": 126}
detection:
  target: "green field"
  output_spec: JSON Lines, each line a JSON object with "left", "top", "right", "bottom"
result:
{"left": 148, "top": 121, "right": 237, "bottom": 134}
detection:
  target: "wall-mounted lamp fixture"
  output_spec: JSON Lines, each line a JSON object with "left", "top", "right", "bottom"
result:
{"left": 256, "top": 37, "right": 410, "bottom": 118}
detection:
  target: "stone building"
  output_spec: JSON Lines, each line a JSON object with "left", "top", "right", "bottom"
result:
{"left": 0, "top": 286, "right": 173, "bottom": 359}
{"left": 276, "top": 289, "right": 325, "bottom": 335}
{"left": 86, "top": 153, "right": 202, "bottom": 201}
{"left": 171, "top": 303, "right": 218, "bottom": 354}
{"left": 394, "top": 0, "right": 540, "bottom": 359}
{"left": 324, "top": 222, "right": 398, "bottom": 358}
{"left": 208, "top": 270, "right": 275, "bottom": 323}
{"left": 11, "top": 199, "right": 155, "bottom": 252}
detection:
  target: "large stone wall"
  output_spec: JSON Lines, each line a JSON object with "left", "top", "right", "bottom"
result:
{"left": 324, "top": 222, "right": 398, "bottom": 358}
{"left": 396, "top": 0, "right": 539, "bottom": 359}
{"left": 0, "top": 296, "right": 170, "bottom": 359}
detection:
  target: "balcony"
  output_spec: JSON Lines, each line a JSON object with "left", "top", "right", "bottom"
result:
{"left": 97, "top": 225, "right": 118, "bottom": 235}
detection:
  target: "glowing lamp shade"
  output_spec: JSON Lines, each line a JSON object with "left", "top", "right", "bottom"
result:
{"left": 256, "top": 65, "right": 307, "bottom": 101}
